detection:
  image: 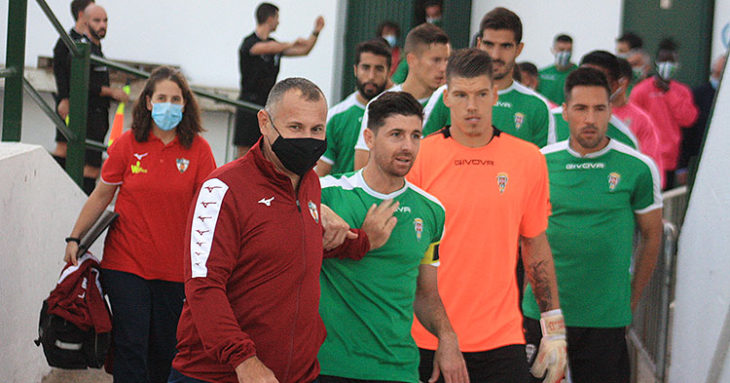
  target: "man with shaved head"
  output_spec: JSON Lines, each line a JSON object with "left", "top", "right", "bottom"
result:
{"left": 171, "top": 78, "right": 396, "bottom": 383}
{"left": 51, "top": 2, "right": 129, "bottom": 194}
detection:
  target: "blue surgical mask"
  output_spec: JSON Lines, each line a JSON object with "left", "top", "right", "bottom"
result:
{"left": 710, "top": 76, "right": 720, "bottom": 90}
{"left": 383, "top": 34, "right": 397, "bottom": 47}
{"left": 151, "top": 102, "right": 183, "bottom": 131}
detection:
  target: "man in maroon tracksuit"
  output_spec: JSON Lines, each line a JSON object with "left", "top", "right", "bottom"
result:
{"left": 170, "top": 78, "right": 396, "bottom": 383}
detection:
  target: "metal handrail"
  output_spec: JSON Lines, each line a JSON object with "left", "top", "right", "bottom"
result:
{"left": 35, "top": 0, "right": 79, "bottom": 57}
{"left": 89, "top": 55, "right": 262, "bottom": 112}
{"left": 22, "top": 77, "right": 106, "bottom": 151}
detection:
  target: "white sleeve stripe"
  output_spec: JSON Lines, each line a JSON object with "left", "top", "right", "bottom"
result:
{"left": 610, "top": 115, "right": 639, "bottom": 149}
{"left": 635, "top": 203, "right": 663, "bottom": 214}
{"left": 422, "top": 85, "right": 447, "bottom": 127}
{"left": 190, "top": 178, "right": 229, "bottom": 278}
{"left": 99, "top": 175, "right": 123, "bottom": 185}
{"left": 610, "top": 141, "right": 664, "bottom": 209}
{"left": 319, "top": 155, "right": 334, "bottom": 165}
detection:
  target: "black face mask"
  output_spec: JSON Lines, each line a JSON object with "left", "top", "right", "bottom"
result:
{"left": 267, "top": 114, "right": 327, "bottom": 176}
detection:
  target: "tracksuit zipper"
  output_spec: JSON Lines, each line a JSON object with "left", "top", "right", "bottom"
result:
{"left": 283, "top": 194, "right": 305, "bottom": 382}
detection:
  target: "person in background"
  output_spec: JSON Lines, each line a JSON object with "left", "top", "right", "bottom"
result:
{"left": 354, "top": 22, "right": 450, "bottom": 170}
{"left": 524, "top": 67, "right": 662, "bottom": 383}
{"left": 537, "top": 34, "right": 577, "bottom": 105}
{"left": 616, "top": 32, "right": 650, "bottom": 95}
{"left": 317, "top": 39, "right": 391, "bottom": 176}
{"left": 378, "top": 20, "right": 404, "bottom": 79}
{"left": 233, "top": 2, "right": 325, "bottom": 158}
{"left": 421, "top": 7, "right": 554, "bottom": 146}
{"left": 52, "top": 2, "right": 130, "bottom": 195}
{"left": 631, "top": 38, "right": 698, "bottom": 189}
{"left": 677, "top": 54, "right": 727, "bottom": 184}
{"left": 518, "top": 62, "right": 539, "bottom": 90}
{"left": 64, "top": 66, "right": 217, "bottom": 382}
{"left": 424, "top": 0, "right": 443, "bottom": 27}
{"left": 614, "top": 57, "right": 664, "bottom": 185}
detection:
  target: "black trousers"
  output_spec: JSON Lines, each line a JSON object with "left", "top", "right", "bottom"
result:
{"left": 419, "top": 345, "right": 529, "bottom": 383}
{"left": 103, "top": 269, "right": 185, "bottom": 383}
{"left": 524, "top": 317, "right": 630, "bottom": 383}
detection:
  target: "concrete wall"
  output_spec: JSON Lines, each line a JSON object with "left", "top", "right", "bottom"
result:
{"left": 470, "top": 1, "right": 623, "bottom": 70}
{"left": 668, "top": 54, "right": 730, "bottom": 383}
{"left": 0, "top": 143, "right": 105, "bottom": 383}
{"left": 0, "top": 0, "right": 344, "bottom": 103}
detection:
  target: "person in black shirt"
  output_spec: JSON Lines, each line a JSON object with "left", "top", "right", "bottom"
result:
{"left": 52, "top": 2, "right": 129, "bottom": 194}
{"left": 234, "top": 2, "right": 325, "bottom": 158}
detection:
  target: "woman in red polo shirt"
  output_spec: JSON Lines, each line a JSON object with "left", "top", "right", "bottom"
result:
{"left": 63, "top": 66, "right": 216, "bottom": 383}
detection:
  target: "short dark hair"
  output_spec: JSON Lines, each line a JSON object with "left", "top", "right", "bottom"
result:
{"left": 404, "top": 23, "right": 449, "bottom": 55}
{"left": 518, "top": 62, "right": 538, "bottom": 77}
{"left": 617, "top": 57, "right": 632, "bottom": 80}
{"left": 255, "top": 2, "right": 279, "bottom": 25}
{"left": 355, "top": 39, "right": 392, "bottom": 68}
{"left": 376, "top": 20, "right": 400, "bottom": 38}
{"left": 564, "top": 67, "right": 611, "bottom": 102}
{"left": 580, "top": 50, "right": 621, "bottom": 82}
{"left": 367, "top": 92, "right": 423, "bottom": 133}
{"left": 555, "top": 34, "right": 573, "bottom": 44}
{"left": 480, "top": 7, "right": 522, "bottom": 43}
{"left": 617, "top": 32, "right": 643, "bottom": 49}
{"left": 446, "top": 48, "right": 493, "bottom": 84}
{"left": 266, "top": 77, "right": 325, "bottom": 114}
{"left": 70, "top": 0, "right": 94, "bottom": 21}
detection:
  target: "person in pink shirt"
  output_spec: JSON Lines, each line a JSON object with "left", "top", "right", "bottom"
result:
{"left": 614, "top": 57, "right": 664, "bottom": 186}
{"left": 630, "top": 38, "right": 698, "bottom": 189}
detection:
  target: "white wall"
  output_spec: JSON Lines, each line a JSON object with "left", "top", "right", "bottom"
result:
{"left": 712, "top": 0, "right": 730, "bottom": 62}
{"left": 0, "top": 143, "right": 105, "bottom": 383}
{"left": 668, "top": 57, "right": 730, "bottom": 383}
{"left": 0, "top": 0, "right": 343, "bottom": 103}
{"left": 470, "top": 1, "right": 623, "bottom": 70}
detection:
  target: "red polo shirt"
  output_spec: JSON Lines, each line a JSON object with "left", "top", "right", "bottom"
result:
{"left": 100, "top": 130, "right": 216, "bottom": 282}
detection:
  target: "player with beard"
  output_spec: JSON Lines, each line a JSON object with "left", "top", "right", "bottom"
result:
{"left": 317, "top": 40, "right": 391, "bottom": 176}
{"left": 52, "top": 3, "right": 130, "bottom": 194}
{"left": 421, "top": 7, "right": 553, "bottom": 148}
{"left": 353, "top": 23, "right": 450, "bottom": 170}
{"left": 523, "top": 67, "right": 662, "bottom": 383}
{"left": 318, "top": 92, "right": 468, "bottom": 383}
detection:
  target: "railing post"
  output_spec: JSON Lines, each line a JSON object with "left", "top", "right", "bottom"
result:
{"left": 2, "top": 0, "right": 28, "bottom": 142}
{"left": 66, "top": 42, "right": 90, "bottom": 187}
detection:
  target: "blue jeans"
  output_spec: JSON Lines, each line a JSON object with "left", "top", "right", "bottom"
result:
{"left": 103, "top": 269, "right": 185, "bottom": 383}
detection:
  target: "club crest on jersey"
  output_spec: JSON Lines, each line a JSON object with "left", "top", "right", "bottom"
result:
{"left": 308, "top": 201, "right": 319, "bottom": 223}
{"left": 514, "top": 112, "right": 525, "bottom": 130}
{"left": 608, "top": 172, "right": 621, "bottom": 191}
{"left": 176, "top": 158, "right": 190, "bottom": 173}
{"left": 497, "top": 172, "right": 509, "bottom": 194}
{"left": 414, "top": 218, "right": 424, "bottom": 241}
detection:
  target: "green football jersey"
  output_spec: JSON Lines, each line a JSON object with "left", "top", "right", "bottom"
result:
{"left": 318, "top": 170, "right": 445, "bottom": 382}
{"left": 391, "top": 59, "right": 409, "bottom": 84}
{"left": 522, "top": 139, "right": 662, "bottom": 327}
{"left": 422, "top": 81, "right": 554, "bottom": 147}
{"left": 549, "top": 106, "right": 639, "bottom": 149}
{"left": 537, "top": 63, "right": 577, "bottom": 105}
{"left": 321, "top": 92, "right": 366, "bottom": 175}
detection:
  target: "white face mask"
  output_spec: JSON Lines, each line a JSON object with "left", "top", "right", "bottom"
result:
{"left": 656, "top": 61, "right": 678, "bottom": 80}
{"left": 383, "top": 34, "right": 397, "bottom": 47}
